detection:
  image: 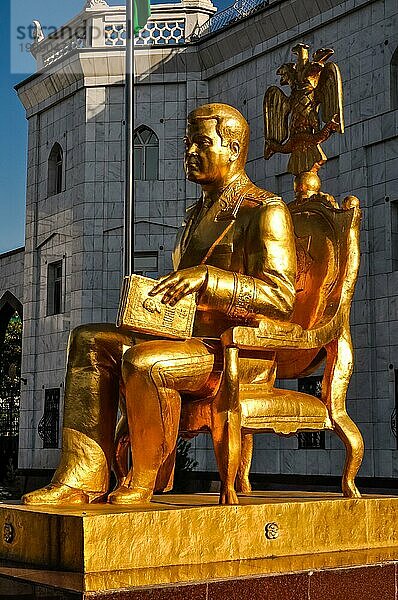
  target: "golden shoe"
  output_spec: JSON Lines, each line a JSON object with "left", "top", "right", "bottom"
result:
{"left": 22, "top": 483, "right": 100, "bottom": 505}
{"left": 108, "top": 485, "right": 152, "bottom": 505}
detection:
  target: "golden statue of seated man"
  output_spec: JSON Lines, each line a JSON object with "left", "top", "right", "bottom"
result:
{"left": 23, "top": 103, "right": 297, "bottom": 506}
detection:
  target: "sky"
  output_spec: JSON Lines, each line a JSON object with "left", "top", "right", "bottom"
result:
{"left": 0, "top": 0, "right": 118, "bottom": 254}
{"left": 0, "top": 0, "right": 229, "bottom": 255}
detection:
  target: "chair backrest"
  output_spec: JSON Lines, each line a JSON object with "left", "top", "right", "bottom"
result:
{"left": 289, "top": 197, "right": 359, "bottom": 330}
{"left": 274, "top": 196, "right": 360, "bottom": 380}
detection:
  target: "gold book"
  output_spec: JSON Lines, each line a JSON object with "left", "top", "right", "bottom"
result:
{"left": 117, "top": 274, "right": 196, "bottom": 339}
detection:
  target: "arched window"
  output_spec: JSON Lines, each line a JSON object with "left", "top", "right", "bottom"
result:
{"left": 0, "top": 303, "right": 22, "bottom": 463}
{"left": 0, "top": 291, "right": 23, "bottom": 350}
{"left": 391, "top": 47, "right": 398, "bottom": 109}
{"left": 48, "top": 143, "right": 64, "bottom": 197}
{"left": 134, "top": 126, "right": 159, "bottom": 180}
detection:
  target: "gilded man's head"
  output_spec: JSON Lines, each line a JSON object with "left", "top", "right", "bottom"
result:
{"left": 184, "top": 103, "right": 249, "bottom": 189}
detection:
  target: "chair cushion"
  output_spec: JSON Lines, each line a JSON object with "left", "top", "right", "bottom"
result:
{"left": 239, "top": 385, "right": 329, "bottom": 421}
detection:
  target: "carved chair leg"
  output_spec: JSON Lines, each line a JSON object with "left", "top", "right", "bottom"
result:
{"left": 211, "top": 346, "right": 241, "bottom": 505}
{"left": 334, "top": 413, "right": 364, "bottom": 498}
{"left": 236, "top": 433, "right": 253, "bottom": 494}
{"left": 211, "top": 419, "right": 240, "bottom": 505}
{"left": 325, "top": 331, "right": 364, "bottom": 498}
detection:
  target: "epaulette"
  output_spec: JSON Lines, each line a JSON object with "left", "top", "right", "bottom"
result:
{"left": 243, "top": 182, "right": 282, "bottom": 206}
{"left": 216, "top": 176, "right": 283, "bottom": 221}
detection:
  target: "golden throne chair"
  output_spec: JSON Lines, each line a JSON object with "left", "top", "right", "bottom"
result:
{"left": 178, "top": 194, "right": 364, "bottom": 504}
{"left": 115, "top": 194, "right": 364, "bottom": 505}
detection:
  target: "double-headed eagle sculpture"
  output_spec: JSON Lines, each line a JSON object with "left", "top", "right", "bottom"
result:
{"left": 264, "top": 43, "right": 344, "bottom": 175}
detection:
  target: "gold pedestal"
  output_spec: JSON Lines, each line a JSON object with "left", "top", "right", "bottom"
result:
{"left": 1, "top": 492, "right": 398, "bottom": 580}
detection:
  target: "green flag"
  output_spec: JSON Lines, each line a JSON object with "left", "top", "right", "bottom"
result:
{"left": 134, "top": 0, "right": 151, "bottom": 34}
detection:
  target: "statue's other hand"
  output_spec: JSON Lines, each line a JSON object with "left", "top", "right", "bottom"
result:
{"left": 149, "top": 266, "right": 208, "bottom": 307}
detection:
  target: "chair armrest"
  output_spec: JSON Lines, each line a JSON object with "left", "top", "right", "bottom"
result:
{"left": 221, "top": 319, "right": 305, "bottom": 350}
{"left": 220, "top": 310, "right": 344, "bottom": 351}
{"left": 222, "top": 316, "right": 345, "bottom": 350}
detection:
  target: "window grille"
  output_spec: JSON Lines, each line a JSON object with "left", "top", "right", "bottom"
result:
{"left": 47, "top": 261, "right": 63, "bottom": 316}
{"left": 298, "top": 431, "right": 325, "bottom": 450}
{"left": 134, "top": 126, "right": 159, "bottom": 180}
{"left": 38, "top": 388, "right": 60, "bottom": 449}
{"left": 297, "top": 376, "right": 325, "bottom": 449}
{"left": 48, "top": 143, "right": 64, "bottom": 196}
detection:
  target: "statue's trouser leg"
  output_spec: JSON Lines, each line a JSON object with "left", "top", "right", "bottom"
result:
{"left": 121, "top": 339, "right": 215, "bottom": 496}
{"left": 53, "top": 323, "right": 133, "bottom": 495}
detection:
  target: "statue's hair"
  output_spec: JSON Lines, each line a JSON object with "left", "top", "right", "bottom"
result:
{"left": 188, "top": 103, "right": 249, "bottom": 165}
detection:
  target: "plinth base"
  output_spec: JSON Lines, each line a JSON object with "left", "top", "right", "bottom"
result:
{"left": 1, "top": 492, "right": 398, "bottom": 574}
{"left": 0, "top": 548, "right": 397, "bottom": 599}
{"left": 0, "top": 492, "right": 398, "bottom": 598}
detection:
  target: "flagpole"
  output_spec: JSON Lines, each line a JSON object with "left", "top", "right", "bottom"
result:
{"left": 124, "top": 0, "right": 134, "bottom": 276}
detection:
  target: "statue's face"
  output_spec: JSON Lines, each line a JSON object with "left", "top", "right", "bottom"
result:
{"left": 184, "top": 118, "right": 235, "bottom": 187}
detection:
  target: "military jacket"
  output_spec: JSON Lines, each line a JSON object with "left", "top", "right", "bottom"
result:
{"left": 172, "top": 172, "right": 297, "bottom": 338}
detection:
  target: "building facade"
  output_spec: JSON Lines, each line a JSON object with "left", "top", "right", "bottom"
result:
{"left": 2, "top": 0, "right": 397, "bottom": 481}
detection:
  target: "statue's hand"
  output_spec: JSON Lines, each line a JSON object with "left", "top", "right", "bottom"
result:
{"left": 149, "top": 266, "right": 208, "bottom": 307}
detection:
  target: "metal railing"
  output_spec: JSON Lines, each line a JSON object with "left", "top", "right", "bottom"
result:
{"left": 31, "top": 0, "right": 268, "bottom": 68}
{"left": 134, "top": 19, "right": 186, "bottom": 46}
{"left": 189, "top": 0, "right": 268, "bottom": 41}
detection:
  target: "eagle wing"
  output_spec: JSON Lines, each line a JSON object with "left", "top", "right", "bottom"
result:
{"left": 263, "top": 86, "right": 290, "bottom": 158}
{"left": 315, "top": 62, "right": 344, "bottom": 133}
